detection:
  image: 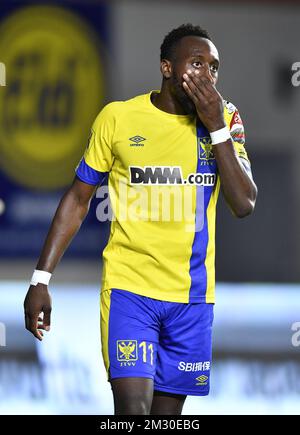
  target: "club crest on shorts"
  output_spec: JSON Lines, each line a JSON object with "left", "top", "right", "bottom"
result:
{"left": 117, "top": 340, "right": 138, "bottom": 362}
{"left": 195, "top": 375, "right": 208, "bottom": 386}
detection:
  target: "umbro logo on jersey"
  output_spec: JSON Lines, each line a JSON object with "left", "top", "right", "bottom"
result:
{"left": 129, "top": 135, "right": 146, "bottom": 146}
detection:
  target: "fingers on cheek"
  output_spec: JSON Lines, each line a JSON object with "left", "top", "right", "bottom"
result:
{"left": 185, "top": 86, "right": 195, "bottom": 100}
{"left": 189, "top": 84, "right": 200, "bottom": 99}
{"left": 184, "top": 83, "right": 197, "bottom": 101}
{"left": 198, "top": 83, "right": 209, "bottom": 98}
{"left": 183, "top": 81, "right": 192, "bottom": 94}
{"left": 184, "top": 79, "right": 195, "bottom": 92}
{"left": 185, "top": 76, "right": 196, "bottom": 89}
{"left": 196, "top": 78, "right": 206, "bottom": 91}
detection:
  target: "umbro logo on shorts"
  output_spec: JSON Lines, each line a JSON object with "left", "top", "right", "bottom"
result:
{"left": 195, "top": 375, "right": 208, "bottom": 386}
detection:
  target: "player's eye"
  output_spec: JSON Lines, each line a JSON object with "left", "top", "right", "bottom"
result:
{"left": 210, "top": 65, "right": 219, "bottom": 73}
{"left": 192, "top": 62, "right": 202, "bottom": 68}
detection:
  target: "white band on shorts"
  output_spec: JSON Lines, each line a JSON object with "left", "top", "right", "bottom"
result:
{"left": 210, "top": 126, "right": 231, "bottom": 145}
{"left": 30, "top": 270, "right": 52, "bottom": 286}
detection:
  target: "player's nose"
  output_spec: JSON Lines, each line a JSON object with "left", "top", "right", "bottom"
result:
{"left": 203, "top": 64, "right": 214, "bottom": 83}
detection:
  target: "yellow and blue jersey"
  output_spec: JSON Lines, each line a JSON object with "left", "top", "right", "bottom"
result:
{"left": 76, "top": 91, "right": 249, "bottom": 303}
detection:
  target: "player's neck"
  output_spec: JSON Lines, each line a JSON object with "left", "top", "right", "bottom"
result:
{"left": 152, "top": 84, "right": 189, "bottom": 116}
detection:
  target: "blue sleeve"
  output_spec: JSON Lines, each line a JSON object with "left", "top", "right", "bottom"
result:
{"left": 75, "top": 158, "right": 108, "bottom": 186}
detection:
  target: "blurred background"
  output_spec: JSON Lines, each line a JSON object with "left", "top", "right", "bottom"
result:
{"left": 1, "top": 0, "right": 300, "bottom": 415}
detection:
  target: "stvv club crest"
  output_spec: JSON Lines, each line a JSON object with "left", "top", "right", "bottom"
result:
{"left": 117, "top": 340, "right": 138, "bottom": 362}
{"left": 198, "top": 136, "right": 214, "bottom": 161}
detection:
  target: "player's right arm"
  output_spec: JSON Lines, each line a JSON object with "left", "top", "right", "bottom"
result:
{"left": 24, "top": 102, "right": 117, "bottom": 341}
{"left": 23, "top": 177, "right": 98, "bottom": 341}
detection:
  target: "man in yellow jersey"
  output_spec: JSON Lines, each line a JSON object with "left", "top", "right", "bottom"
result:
{"left": 24, "top": 24, "right": 257, "bottom": 414}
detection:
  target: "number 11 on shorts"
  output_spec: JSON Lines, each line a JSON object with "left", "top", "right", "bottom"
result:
{"left": 139, "top": 341, "right": 154, "bottom": 365}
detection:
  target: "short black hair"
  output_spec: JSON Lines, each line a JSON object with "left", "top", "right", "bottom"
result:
{"left": 160, "top": 24, "right": 211, "bottom": 62}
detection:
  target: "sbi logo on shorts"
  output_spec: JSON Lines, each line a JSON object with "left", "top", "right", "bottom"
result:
{"left": 178, "top": 361, "right": 211, "bottom": 372}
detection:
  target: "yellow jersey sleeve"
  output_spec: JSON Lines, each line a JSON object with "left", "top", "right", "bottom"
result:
{"left": 84, "top": 102, "right": 116, "bottom": 172}
{"left": 224, "top": 101, "right": 249, "bottom": 162}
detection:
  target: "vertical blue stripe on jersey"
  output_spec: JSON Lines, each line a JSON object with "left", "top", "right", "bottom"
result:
{"left": 188, "top": 120, "right": 217, "bottom": 302}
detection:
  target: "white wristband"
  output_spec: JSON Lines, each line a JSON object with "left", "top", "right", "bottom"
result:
{"left": 30, "top": 270, "right": 52, "bottom": 286}
{"left": 210, "top": 126, "right": 231, "bottom": 145}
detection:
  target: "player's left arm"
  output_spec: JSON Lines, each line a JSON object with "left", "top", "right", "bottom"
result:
{"left": 183, "top": 66, "right": 257, "bottom": 218}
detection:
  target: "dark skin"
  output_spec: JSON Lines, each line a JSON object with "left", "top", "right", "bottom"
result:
{"left": 24, "top": 178, "right": 97, "bottom": 340}
{"left": 153, "top": 36, "right": 257, "bottom": 218}
{"left": 24, "top": 35, "right": 257, "bottom": 414}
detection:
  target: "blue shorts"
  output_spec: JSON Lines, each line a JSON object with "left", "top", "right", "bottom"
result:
{"left": 100, "top": 288, "right": 214, "bottom": 396}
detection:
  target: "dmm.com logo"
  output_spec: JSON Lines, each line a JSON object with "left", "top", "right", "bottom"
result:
{"left": 129, "top": 166, "right": 216, "bottom": 186}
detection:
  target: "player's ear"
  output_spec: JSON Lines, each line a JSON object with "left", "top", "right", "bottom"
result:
{"left": 160, "top": 59, "right": 172, "bottom": 79}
